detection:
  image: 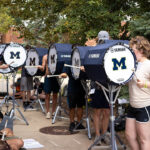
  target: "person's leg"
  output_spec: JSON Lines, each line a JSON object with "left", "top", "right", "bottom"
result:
{"left": 136, "top": 121, "right": 150, "bottom": 150}
{"left": 125, "top": 118, "right": 140, "bottom": 150}
{"left": 93, "top": 108, "right": 102, "bottom": 136}
{"left": 77, "top": 107, "right": 83, "bottom": 123}
{"left": 22, "top": 91, "right": 26, "bottom": 102}
{"left": 7, "top": 138, "right": 24, "bottom": 150}
{"left": 101, "top": 109, "right": 110, "bottom": 134}
{"left": 52, "top": 93, "right": 58, "bottom": 114}
{"left": 27, "top": 91, "right": 31, "bottom": 101}
{"left": 45, "top": 94, "right": 50, "bottom": 113}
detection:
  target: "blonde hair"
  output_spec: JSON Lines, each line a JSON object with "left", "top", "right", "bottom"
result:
{"left": 130, "top": 36, "right": 150, "bottom": 58}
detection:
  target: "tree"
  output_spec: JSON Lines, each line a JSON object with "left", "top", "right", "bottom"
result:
{"left": 0, "top": 7, "right": 14, "bottom": 34}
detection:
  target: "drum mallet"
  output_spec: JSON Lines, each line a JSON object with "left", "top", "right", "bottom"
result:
{"left": 64, "top": 64, "right": 81, "bottom": 69}
{"left": 25, "top": 66, "right": 39, "bottom": 68}
{"left": 131, "top": 68, "right": 140, "bottom": 81}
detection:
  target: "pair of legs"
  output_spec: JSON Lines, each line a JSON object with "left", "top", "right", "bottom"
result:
{"left": 45, "top": 93, "right": 58, "bottom": 114}
{"left": 1, "top": 128, "right": 24, "bottom": 150}
{"left": 93, "top": 108, "right": 110, "bottom": 136}
{"left": 125, "top": 118, "right": 150, "bottom": 150}
{"left": 70, "top": 107, "right": 83, "bottom": 123}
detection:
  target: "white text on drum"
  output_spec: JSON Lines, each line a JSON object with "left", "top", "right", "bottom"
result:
{"left": 88, "top": 54, "right": 100, "bottom": 59}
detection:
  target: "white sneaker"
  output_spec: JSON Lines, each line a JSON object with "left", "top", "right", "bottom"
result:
{"left": 46, "top": 112, "right": 51, "bottom": 119}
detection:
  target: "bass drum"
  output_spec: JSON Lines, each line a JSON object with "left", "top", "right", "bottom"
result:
{"left": 3, "top": 43, "right": 27, "bottom": 69}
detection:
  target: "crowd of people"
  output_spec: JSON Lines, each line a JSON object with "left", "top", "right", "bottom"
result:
{"left": 0, "top": 30, "right": 150, "bottom": 150}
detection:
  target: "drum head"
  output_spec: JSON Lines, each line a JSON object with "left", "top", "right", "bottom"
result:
{"left": 48, "top": 45, "right": 57, "bottom": 75}
{"left": 3, "top": 43, "right": 27, "bottom": 68}
{"left": 25, "top": 49, "right": 39, "bottom": 76}
{"left": 104, "top": 44, "right": 136, "bottom": 84}
{"left": 71, "top": 48, "right": 81, "bottom": 79}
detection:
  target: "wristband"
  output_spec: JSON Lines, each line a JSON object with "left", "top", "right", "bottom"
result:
{"left": 144, "top": 81, "right": 147, "bottom": 88}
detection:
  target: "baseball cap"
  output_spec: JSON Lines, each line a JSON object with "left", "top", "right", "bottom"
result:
{"left": 98, "top": 31, "right": 110, "bottom": 41}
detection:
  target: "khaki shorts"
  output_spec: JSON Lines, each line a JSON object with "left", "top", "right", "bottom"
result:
{"left": 21, "top": 77, "right": 33, "bottom": 91}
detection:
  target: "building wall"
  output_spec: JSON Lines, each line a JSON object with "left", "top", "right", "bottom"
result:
{"left": 0, "top": 28, "right": 24, "bottom": 44}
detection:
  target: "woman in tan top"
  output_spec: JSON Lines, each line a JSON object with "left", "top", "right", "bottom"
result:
{"left": 126, "top": 36, "right": 150, "bottom": 150}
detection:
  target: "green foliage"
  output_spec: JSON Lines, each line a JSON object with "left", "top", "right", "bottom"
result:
{"left": 129, "top": 12, "right": 150, "bottom": 40}
{"left": 0, "top": 0, "right": 150, "bottom": 46}
{"left": 118, "top": 85, "right": 129, "bottom": 99}
{"left": 0, "top": 7, "right": 14, "bottom": 33}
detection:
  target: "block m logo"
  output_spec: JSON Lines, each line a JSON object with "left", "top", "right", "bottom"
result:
{"left": 51, "top": 55, "right": 55, "bottom": 64}
{"left": 10, "top": 51, "right": 20, "bottom": 59}
{"left": 30, "top": 58, "right": 35, "bottom": 65}
{"left": 74, "top": 58, "right": 79, "bottom": 66}
{"left": 112, "top": 57, "right": 127, "bottom": 71}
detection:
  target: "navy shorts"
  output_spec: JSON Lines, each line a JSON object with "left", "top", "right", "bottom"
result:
{"left": 127, "top": 105, "right": 150, "bottom": 123}
{"left": 44, "top": 77, "right": 60, "bottom": 94}
{"left": 90, "top": 89, "right": 109, "bottom": 109}
{"left": 68, "top": 93, "right": 85, "bottom": 109}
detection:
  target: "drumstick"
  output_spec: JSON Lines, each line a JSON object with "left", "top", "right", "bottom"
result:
{"left": 1, "top": 120, "right": 8, "bottom": 141}
{"left": 64, "top": 64, "right": 81, "bottom": 69}
{"left": 25, "top": 66, "right": 39, "bottom": 68}
{"left": 9, "top": 61, "right": 14, "bottom": 65}
{"left": 47, "top": 75, "right": 60, "bottom": 78}
{"left": 131, "top": 68, "right": 140, "bottom": 81}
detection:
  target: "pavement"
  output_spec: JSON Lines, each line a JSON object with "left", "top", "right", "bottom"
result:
{"left": 1, "top": 98, "right": 128, "bottom": 150}
{"left": 0, "top": 74, "right": 129, "bottom": 150}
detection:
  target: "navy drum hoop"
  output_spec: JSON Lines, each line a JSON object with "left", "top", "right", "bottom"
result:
{"left": 48, "top": 43, "right": 72, "bottom": 75}
{"left": 3, "top": 43, "right": 27, "bottom": 69}
{"left": 0, "top": 44, "right": 12, "bottom": 74}
{"left": 71, "top": 46, "right": 92, "bottom": 80}
{"left": 84, "top": 40, "right": 137, "bottom": 85}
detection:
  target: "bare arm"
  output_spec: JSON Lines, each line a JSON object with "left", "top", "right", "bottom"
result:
{"left": 0, "top": 64, "right": 9, "bottom": 69}
{"left": 38, "top": 55, "right": 47, "bottom": 71}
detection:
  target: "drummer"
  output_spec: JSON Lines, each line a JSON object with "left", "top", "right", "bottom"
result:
{"left": 60, "top": 44, "right": 86, "bottom": 133}
{"left": 38, "top": 54, "right": 60, "bottom": 119}
{"left": 20, "top": 45, "right": 34, "bottom": 109}
{"left": 85, "top": 31, "right": 111, "bottom": 145}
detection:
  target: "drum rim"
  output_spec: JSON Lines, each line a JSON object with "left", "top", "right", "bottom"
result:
{"left": 48, "top": 43, "right": 58, "bottom": 75}
{"left": 103, "top": 43, "right": 137, "bottom": 85}
{"left": 0, "top": 44, "right": 12, "bottom": 74}
{"left": 71, "top": 47, "right": 81, "bottom": 80}
{"left": 3, "top": 43, "right": 27, "bottom": 69}
{"left": 25, "top": 48, "right": 39, "bottom": 76}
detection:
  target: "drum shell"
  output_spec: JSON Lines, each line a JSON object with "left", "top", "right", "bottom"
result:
{"left": 48, "top": 43, "right": 72, "bottom": 75}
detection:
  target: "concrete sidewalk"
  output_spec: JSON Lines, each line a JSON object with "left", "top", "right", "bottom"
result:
{"left": 0, "top": 98, "right": 129, "bottom": 150}
{"left": 13, "top": 100, "right": 94, "bottom": 150}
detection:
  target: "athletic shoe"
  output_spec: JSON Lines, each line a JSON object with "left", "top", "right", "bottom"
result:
{"left": 75, "top": 122, "right": 85, "bottom": 130}
{"left": 94, "top": 135, "right": 101, "bottom": 146}
{"left": 101, "top": 132, "right": 111, "bottom": 145}
{"left": 26, "top": 105, "right": 36, "bottom": 110}
{"left": 46, "top": 112, "right": 51, "bottom": 119}
{"left": 69, "top": 122, "right": 75, "bottom": 132}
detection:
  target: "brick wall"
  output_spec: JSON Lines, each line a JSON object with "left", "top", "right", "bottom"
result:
{"left": 0, "top": 27, "right": 24, "bottom": 44}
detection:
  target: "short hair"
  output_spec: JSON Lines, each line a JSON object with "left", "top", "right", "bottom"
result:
{"left": 130, "top": 36, "right": 150, "bottom": 58}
